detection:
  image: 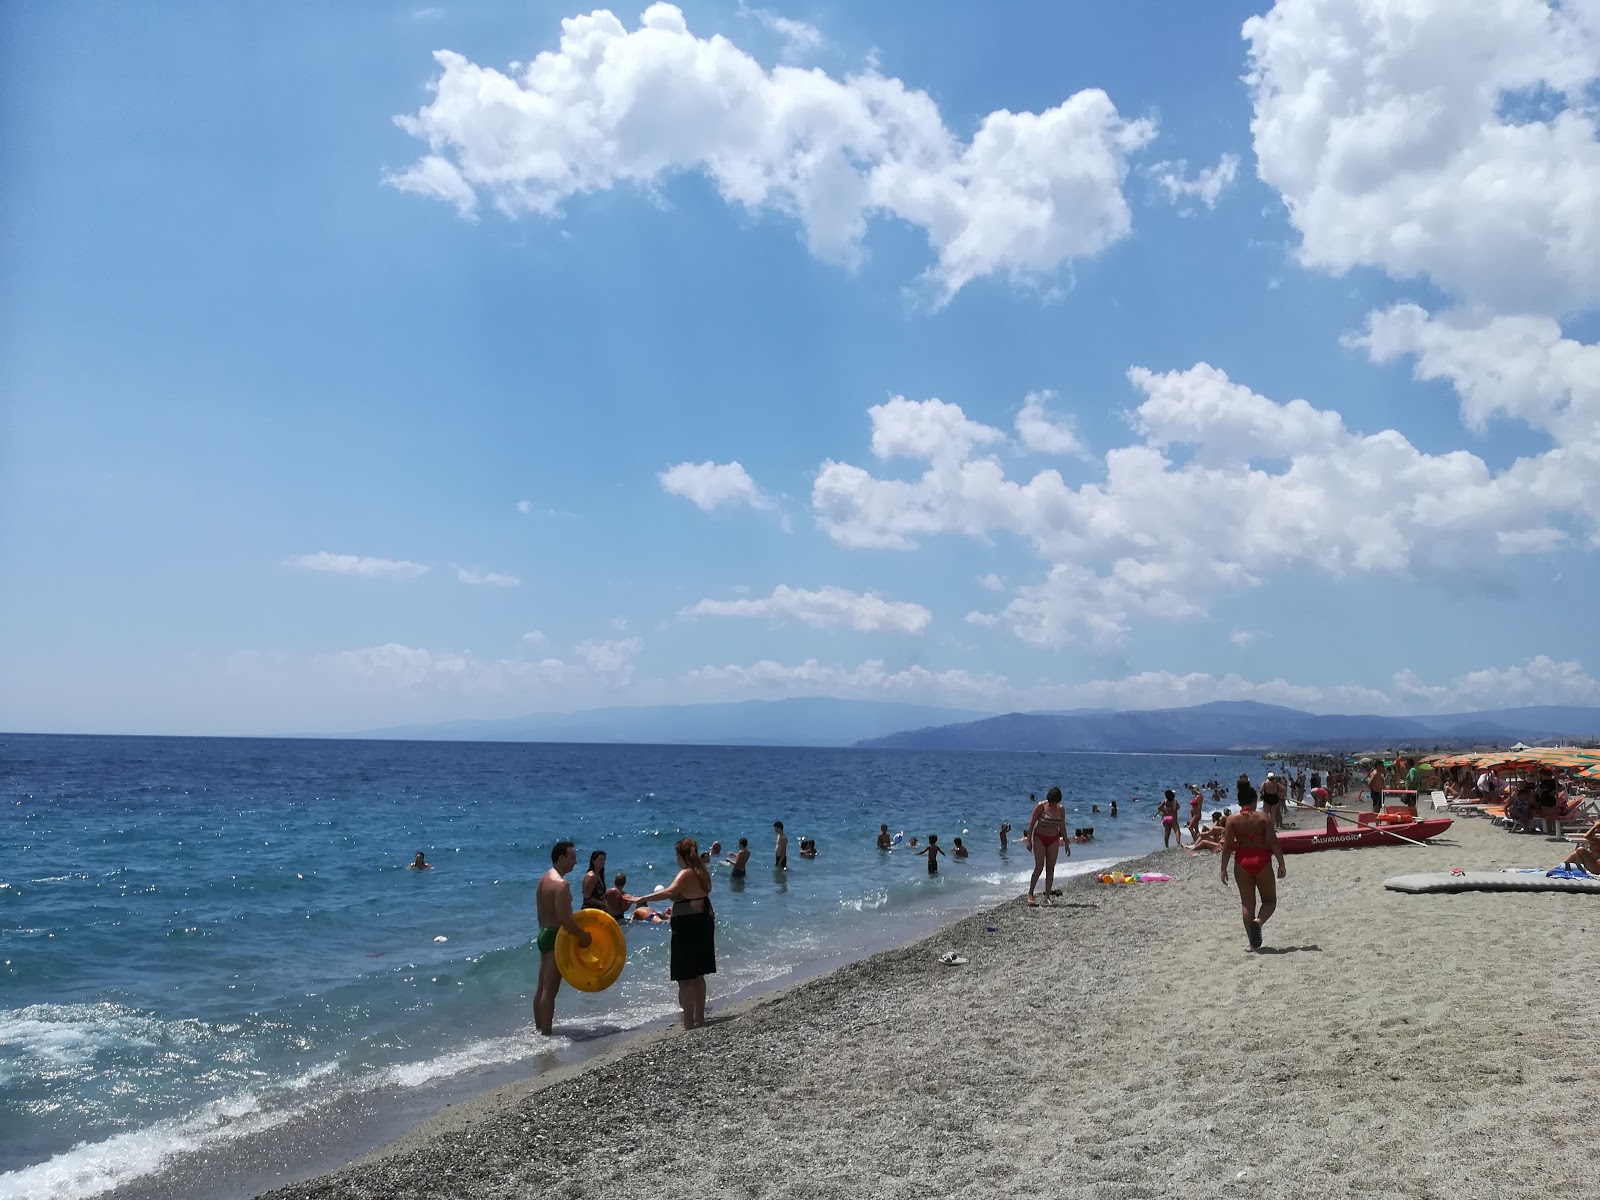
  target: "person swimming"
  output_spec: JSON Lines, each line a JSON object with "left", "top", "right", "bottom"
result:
{"left": 798, "top": 837, "right": 818, "bottom": 860}
{"left": 951, "top": 837, "right": 968, "bottom": 859}
{"left": 409, "top": 852, "right": 432, "bottom": 870}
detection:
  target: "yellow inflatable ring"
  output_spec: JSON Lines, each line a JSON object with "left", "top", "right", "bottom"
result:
{"left": 554, "top": 909, "right": 627, "bottom": 992}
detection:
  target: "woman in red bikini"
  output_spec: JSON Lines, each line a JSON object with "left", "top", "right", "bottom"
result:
{"left": 1219, "top": 792, "right": 1285, "bottom": 950}
{"left": 1025, "top": 786, "right": 1070, "bottom": 906}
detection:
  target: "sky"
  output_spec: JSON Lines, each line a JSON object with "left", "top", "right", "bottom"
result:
{"left": 2, "top": 0, "right": 1598, "bottom": 736}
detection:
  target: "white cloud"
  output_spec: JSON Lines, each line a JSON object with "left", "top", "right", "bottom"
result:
{"left": 1244, "top": 0, "right": 1600, "bottom": 316}
{"left": 869, "top": 395, "right": 1005, "bottom": 463}
{"left": 739, "top": 3, "right": 825, "bottom": 60}
{"left": 1149, "top": 153, "right": 1240, "bottom": 210}
{"left": 283, "top": 552, "right": 430, "bottom": 580}
{"left": 516, "top": 499, "right": 534, "bottom": 514}
{"left": 659, "top": 460, "right": 773, "bottom": 511}
{"left": 964, "top": 610, "right": 999, "bottom": 627}
{"left": 684, "top": 584, "right": 932, "bottom": 634}
{"left": 1351, "top": 304, "right": 1600, "bottom": 446}
{"left": 389, "top": 3, "right": 1157, "bottom": 302}
{"left": 677, "top": 654, "right": 1600, "bottom": 715}
{"left": 682, "top": 656, "right": 1008, "bottom": 700}
{"left": 1230, "top": 629, "right": 1259, "bottom": 648}
{"left": 522, "top": 630, "right": 547, "bottom": 646}
{"left": 330, "top": 643, "right": 579, "bottom": 692}
{"left": 976, "top": 572, "right": 1006, "bottom": 592}
{"left": 455, "top": 567, "right": 521, "bottom": 587}
{"left": 572, "top": 636, "right": 644, "bottom": 685}
{"left": 1014, "top": 389, "right": 1084, "bottom": 456}
{"left": 814, "top": 362, "right": 1589, "bottom": 644}
{"left": 1393, "top": 655, "right": 1600, "bottom": 709}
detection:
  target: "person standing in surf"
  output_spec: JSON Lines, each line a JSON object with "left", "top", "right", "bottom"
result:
{"left": 534, "top": 841, "right": 590, "bottom": 1036}
{"left": 1024, "top": 786, "right": 1070, "bottom": 906}
{"left": 634, "top": 837, "right": 716, "bottom": 1030}
{"left": 1219, "top": 794, "right": 1285, "bottom": 951}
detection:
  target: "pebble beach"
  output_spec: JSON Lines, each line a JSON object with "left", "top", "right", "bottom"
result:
{"left": 256, "top": 813, "right": 1596, "bottom": 1200}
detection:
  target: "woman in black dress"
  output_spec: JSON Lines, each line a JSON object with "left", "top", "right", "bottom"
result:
{"left": 635, "top": 837, "right": 715, "bottom": 1029}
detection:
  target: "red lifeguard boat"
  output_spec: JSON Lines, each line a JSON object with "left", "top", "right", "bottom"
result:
{"left": 1277, "top": 815, "right": 1453, "bottom": 854}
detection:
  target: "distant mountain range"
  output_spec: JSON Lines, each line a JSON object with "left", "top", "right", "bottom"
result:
{"left": 350, "top": 697, "right": 995, "bottom": 747}
{"left": 348, "top": 697, "right": 1600, "bottom": 753}
{"left": 855, "top": 701, "right": 1600, "bottom": 753}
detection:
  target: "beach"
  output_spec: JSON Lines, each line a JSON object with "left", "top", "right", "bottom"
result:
{"left": 255, "top": 813, "right": 1595, "bottom": 1200}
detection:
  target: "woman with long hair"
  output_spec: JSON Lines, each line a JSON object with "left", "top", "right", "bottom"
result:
{"left": 1024, "top": 786, "right": 1069, "bottom": 907}
{"left": 634, "top": 837, "right": 716, "bottom": 1029}
{"left": 580, "top": 850, "right": 608, "bottom": 910}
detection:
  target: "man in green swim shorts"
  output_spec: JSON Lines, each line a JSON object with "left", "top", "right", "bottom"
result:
{"left": 534, "top": 841, "right": 589, "bottom": 1036}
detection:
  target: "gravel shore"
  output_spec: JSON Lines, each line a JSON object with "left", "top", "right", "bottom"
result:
{"left": 258, "top": 812, "right": 1596, "bottom": 1200}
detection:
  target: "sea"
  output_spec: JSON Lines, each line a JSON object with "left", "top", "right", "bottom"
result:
{"left": 0, "top": 734, "right": 1267, "bottom": 1199}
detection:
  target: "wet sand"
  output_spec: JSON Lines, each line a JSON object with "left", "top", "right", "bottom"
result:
{"left": 258, "top": 811, "right": 1595, "bottom": 1199}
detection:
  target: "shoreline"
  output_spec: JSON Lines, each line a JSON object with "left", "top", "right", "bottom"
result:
{"left": 89, "top": 851, "right": 1138, "bottom": 1200}
{"left": 255, "top": 814, "right": 1594, "bottom": 1200}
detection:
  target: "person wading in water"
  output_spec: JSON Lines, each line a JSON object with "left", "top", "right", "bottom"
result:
{"left": 1219, "top": 792, "right": 1285, "bottom": 951}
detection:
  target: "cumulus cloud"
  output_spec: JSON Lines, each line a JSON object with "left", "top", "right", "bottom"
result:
{"left": 283, "top": 552, "right": 430, "bottom": 580}
{"left": 1244, "top": 0, "right": 1600, "bottom": 316}
{"left": 658, "top": 460, "right": 773, "bottom": 511}
{"left": 522, "top": 630, "right": 547, "bottom": 646}
{"left": 814, "top": 363, "right": 1588, "bottom": 644}
{"left": 388, "top": 3, "right": 1156, "bottom": 302}
{"left": 684, "top": 584, "right": 932, "bottom": 634}
{"left": 1230, "top": 629, "right": 1260, "bottom": 648}
{"left": 1014, "top": 390, "right": 1084, "bottom": 456}
{"left": 1149, "top": 153, "right": 1240, "bottom": 210}
{"left": 1393, "top": 655, "right": 1600, "bottom": 709}
{"left": 456, "top": 567, "right": 521, "bottom": 587}
{"left": 976, "top": 573, "right": 1006, "bottom": 592}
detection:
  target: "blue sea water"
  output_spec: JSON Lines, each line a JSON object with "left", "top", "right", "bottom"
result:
{"left": 0, "top": 734, "right": 1265, "bottom": 1198}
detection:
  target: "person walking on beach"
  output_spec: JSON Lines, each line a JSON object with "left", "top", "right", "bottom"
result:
{"left": 635, "top": 837, "right": 717, "bottom": 1030}
{"left": 1219, "top": 795, "right": 1285, "bottom": 951}
{"left": 1157, "top": 789, "right": 1182, "bottom": 848}
{"left": 1368, "top": 762, "right": 1384, "bottom": 813}
{"left": 1187, "top": 786, "right": 1204, "bottom": 844}
{"left": 916, "top": 834, "right": 946, "bottom": 874}
{"left": 534, "top": 841, "right": 590, "bottom": 1036}
{"left": 1260, "top": 772, "right": 1287, "bottom": 830}
{"left": 773, "top": 821, "right": 788, "bottom": 870}
{"left": 1025, "top": 786, "right": 1069, "bottom": 906}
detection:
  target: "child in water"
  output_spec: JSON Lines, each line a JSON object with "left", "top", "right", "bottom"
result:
{"left": 917, "top": 835, "right": 946, "bottom": 874}
{"left": 952, "top": 837, "right": 968, "bottom": 860}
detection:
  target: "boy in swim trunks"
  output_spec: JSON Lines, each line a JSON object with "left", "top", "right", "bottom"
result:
{"left": 774, "top": 821, "right": 788, "bottom": 870}
{"left": 723, "top": 838, "right": 751, "bottom": 878}
{"left": 534, "top": 841, "right": 590, "bottom": 1036}
{"left": 916, "top": 834, "right": 946, "bottom": 874}
{"left": 1219, "top": 795, "right": 1285, "bottom": 951}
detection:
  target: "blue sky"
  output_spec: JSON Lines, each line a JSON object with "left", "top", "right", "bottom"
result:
{"left": 3, "top": 0, "right": 1598, "bottom": 735}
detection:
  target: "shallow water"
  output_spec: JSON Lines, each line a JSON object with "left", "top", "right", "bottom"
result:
{"left": 0, "top": 733, "right": 1262, "bottom": 1198}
